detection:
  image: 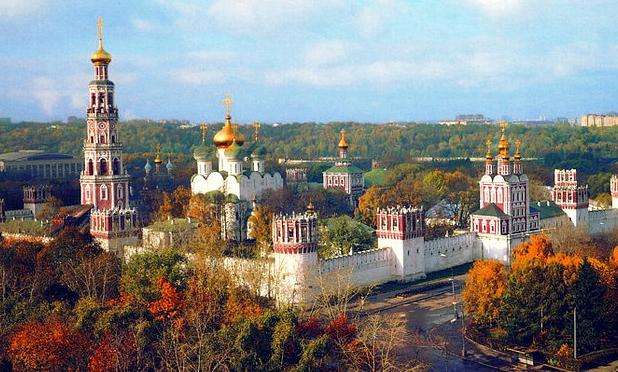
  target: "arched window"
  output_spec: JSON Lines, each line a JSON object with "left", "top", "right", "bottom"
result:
{"left": 112, "top": 158, "right": 120, "bottom": 175}
{"left": 87, "top": 159, "right": 94, "bottom": 175}
{"left": 100, "top": 185, "right": 108, "bottom": 200}
{"left": 100, "top": 135, "right": 105, "bottom": 144}
{"left": 99, "top": 158, "right": 108, "bottom": 175}
{"left": 111, "top": 135, "right": 115, "bottom": 143}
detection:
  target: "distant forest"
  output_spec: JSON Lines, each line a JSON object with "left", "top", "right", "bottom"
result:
{"left": 1, "top": 120, "right": 617, "bottom": 161}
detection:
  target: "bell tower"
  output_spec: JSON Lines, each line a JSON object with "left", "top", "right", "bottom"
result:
{"left": 80, "top": 17, "right": 138, "bottom": 254}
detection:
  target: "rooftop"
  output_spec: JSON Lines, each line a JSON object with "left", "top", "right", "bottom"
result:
{"left": 532, "top": 200, "right": 567, "bottom": 220}
{"left": 0, "top": 150, "right": 76, "bottom": 162}
{"left": 324, "top": 164, "right": 363, "bottom": 174}
{"left": 472, "top": 203, "right": 508, "bottom": 219}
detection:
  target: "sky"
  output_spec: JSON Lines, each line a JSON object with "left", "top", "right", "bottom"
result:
{"left": 1, "top": 0, "right": 617, "bottom": 123}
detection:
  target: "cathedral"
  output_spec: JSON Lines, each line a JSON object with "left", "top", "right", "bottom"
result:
{"left": 79, "top": 18, "right": 139, "bottom": 253}
{"left": 470, "top": 122, "right": 540, "bottom": 262}
{"left": 190, "top": 97, "right": 283, "bottom": 240}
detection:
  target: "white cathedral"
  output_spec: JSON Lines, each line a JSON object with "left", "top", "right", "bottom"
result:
{"left": 190, "top": 97, "right": 283, "bottom": 240}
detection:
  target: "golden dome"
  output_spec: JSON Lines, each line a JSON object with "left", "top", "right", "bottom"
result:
{"left": 485, "top": 138, "right": 493, "bottom": 161}
{"left": 213, "top": 114, "right": 237, "bottom": 148}
{"left": 497, "top": 121, "right": 509, "bottom": 159}
{"left": 91, "top": 17, "right": 111, "bottom": 64}
{"left": 91, "top": 46, "right": 112, "bottom": 64}
{"left": 514, "top": 139, "right": 522, "bottom": 160}
{"left": 338, "top": 129, "right": 349, "bottom": 149}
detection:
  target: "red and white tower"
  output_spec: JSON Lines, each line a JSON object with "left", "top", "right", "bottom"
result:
{"left": 551, "top": 169, "right": 589, "bottom": 227}
{"left": 272, "top": 207, "right": 319, "bottom": 304}
{"left": 80, "top": 18, "right": 138, "bottom": 254}
{"left": 376, "top": 206, "right": 426, "bottom": 281}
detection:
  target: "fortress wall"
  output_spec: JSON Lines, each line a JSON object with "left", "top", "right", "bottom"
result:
{"left": 424, "top": 233, "right": 479, "bottom": 273}
{"left": 588, "top": 209, "right": 618, "bottom": 234}
{"left": 318, "top": 247, "right": 394, "bottom": 288}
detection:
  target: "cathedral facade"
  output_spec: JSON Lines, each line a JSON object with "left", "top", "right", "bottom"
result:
{"left": 322, "top": 129, "right": 364, "bottom": 208}
{"left": 190, "top": 100, "right": 283, "bottom": 240}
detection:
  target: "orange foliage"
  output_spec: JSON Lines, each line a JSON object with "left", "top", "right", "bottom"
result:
{"left": 325, "top": 313, "right": 357, "bottom": 345}
{"left": 223, "top": 290, "right": 263, "bottom": 324}
{"left": 463, "top": 259, "right": 508, "bottom": 325}
{"left": 610, "top": 246, "right": 618, "bottom": 270}
{"left": 547, "top": 253, "right": 582, "bottom": 284}
{"left": 8, "top": 319, "right": 92, "bottom": 370}
{"left": 148, "top": 277, "right": 184, "bottom": 321}
{"left": 88, "top": 330, "right": 137, "bottom": 372}
{"left": 511, "top": 234, "right": 554, "bottom": 271}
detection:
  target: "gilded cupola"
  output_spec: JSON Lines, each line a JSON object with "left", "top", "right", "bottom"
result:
{"left": 91, "top": 17, "right": 112, "bottom": 65}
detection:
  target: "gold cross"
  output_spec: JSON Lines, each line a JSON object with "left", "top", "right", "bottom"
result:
{"left": 200, "top": 122, "right": 208, "bottom": 142}
{"left": 252, "top": 121, "right": 260, "bottom": 141}
{"left": 499, "top": 120, "right": 508, "bottom": 133}
{"left": 155, "top": 144, "right": 161, "bottom": 155}
{"left": 97, "top": 16, "right": 104, "bottom": 47}
{"left": 222, "top": 94, "right": 233, "bottom": 116}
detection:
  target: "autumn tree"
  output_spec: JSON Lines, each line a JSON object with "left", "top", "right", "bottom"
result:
{"left": 8, "top": 319, "right": 92, "bottom": 370}
{"left": 248, "top": 205, "right": 273, "bottom": 254}
{"left": 463, "top": 259, "right": 508, "bottom": 327}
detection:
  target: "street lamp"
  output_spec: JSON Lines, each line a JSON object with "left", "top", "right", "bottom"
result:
{"left": 439, "top": 253, "right": 457, "bottom": 318}
{"left": 441, "top": 252, "right": 466, "bottom": 357}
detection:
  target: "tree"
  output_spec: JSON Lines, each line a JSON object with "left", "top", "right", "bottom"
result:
{"left": 8, "top": 319, "right": 92, "bottom": 370}
{"left": 170, "top": 186, "right": 192, "bottom": 218}
{"left": 122, "top": 248, "right": 188, "bottom": 302}
{"left": 511, "top": 234, "right": 554, "bottom": 271}
{"left": 319, "top": 216, "right": 375, "bottom": 258}
{"left": 571, "top": 259, "right": 606, "bottom": 354}
{"left": 155, "top": 192, "right": 173, "bottom": 221}
{"left": 463, "top": 260, "right": 507, "bottom": 327}
{"left": 248, "top": 205, "right": 273, "bottom": 254}
{"left": 35, "top": 196, "right": 63, "bottom": 221}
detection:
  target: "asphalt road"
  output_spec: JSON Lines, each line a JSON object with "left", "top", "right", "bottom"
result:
{"left": 362, "top": 276, "right": 496, "bottom": 371}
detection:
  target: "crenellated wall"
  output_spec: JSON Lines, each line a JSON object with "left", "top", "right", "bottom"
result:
{"left": 319, "top": 246, "right": 395, "bottom": 288}
{"left": 424, "top": 233, "right": 480, "bottom": 273}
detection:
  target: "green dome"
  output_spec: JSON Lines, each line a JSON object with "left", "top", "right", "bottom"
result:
{"left": 224, "top": 140, "right": 242, "bottom": 158}
{"left": 252, "top": 144, "right": 267, "bottom": 157}
{"left": 193, "top": 142, "right": 210, "bottom": 161}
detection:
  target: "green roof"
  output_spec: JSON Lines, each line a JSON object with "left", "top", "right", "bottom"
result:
{"left": 324, "top": 164, "right": 363, "bottom": 174}
{"left": 148, "top": 218, "right": 197, "bottom": 233}
{"left": 193, "top": 141, "right": 211, "bottom": 160}
{"left": 472, "top": 203, "right": 508, "bottom": 218}
{"left": 532, "top": 200, "right": 566, "bottom": 219}
{"left": 224, "top": 141, "right": 242, "bottom": 158}
{"left": 364, "top": 168, "right": 388, "bottom": 186}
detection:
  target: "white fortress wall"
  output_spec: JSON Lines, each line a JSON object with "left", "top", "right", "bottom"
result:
{"left": 318, "top": 246, "right": 395, "bottom": 288}
{"left": 588, "top": 209, "right": 618, "bottom": 234}
{"left": 224, "top": 256, "right": 274, "bottom": 298}
{"left": 424, "top": 233, "right": 479, "bottom": 273}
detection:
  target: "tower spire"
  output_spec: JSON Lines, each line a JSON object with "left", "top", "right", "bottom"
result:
{"left": 97, "top": 16, "right": 104, "bottom": 49}
{"left": 252, "top": 121, "right": 261, "bottom": 142}
{"left": 200, "top": 122, "right": 208, "bottom": 143}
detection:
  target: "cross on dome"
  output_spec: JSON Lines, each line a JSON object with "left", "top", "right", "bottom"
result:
{"left": 252, "top": 121, "right": 261, "bottom": 141}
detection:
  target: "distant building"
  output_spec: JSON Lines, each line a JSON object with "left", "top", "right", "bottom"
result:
{"left": 323, "top": 130, "right": 364, "bottom": 208}
{"left": 580, "top": 114, "right": 618, "bottom": 127}
{"left": 285, "top": 167, "right": 307, "bottom": 183}
{"left": 439, "top": 114, "right": 493, "bottom": 126}
{"left": 0, "top": 150, "right": 82, "bottom": 179}
{"left": 143, "top": 146, "right": 174, "bottom": 192}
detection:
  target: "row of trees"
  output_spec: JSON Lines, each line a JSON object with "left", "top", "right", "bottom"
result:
{"left": 463, "top": 234, "right": 618, "bottom": 365}
{"left": 0, "top": 227, "right": 417, "bottom": 370}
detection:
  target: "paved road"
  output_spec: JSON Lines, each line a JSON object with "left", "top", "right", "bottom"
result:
{"left": 362, "top": 276, "right": 498, "bottom": 371}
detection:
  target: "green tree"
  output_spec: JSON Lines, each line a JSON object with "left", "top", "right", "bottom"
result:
{"left": 319, "top": 216, "right": 375, "bottom": 258}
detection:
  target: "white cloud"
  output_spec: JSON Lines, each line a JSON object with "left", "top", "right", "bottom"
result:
{"left": 187, "top": 50, "right": 237, "bottom": 63}
{"left": 303, "top": 40, "right": 349, "bottom": 66}
{"left": 171, "top": 68, "right": 227, "bottom": 85}
{"left": 0, "top": 0, "right": 47, "bottom": 18}
{"left": 207, "top": 0, "right": 344, "bottom": 34}
{"left": 466, "top": 0, "right": 523, "bottom": 18}
{"left": 132, "top": 18, "right": 157, "bottom": 32}
{"left": 31, "top": 77, "right": 61, "bottom": 115}
{"left": 355, "top": 0, "right": 411, "bottom": 37}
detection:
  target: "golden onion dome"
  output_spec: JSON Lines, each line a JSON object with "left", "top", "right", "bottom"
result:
{"left": 338, "top": 129, "right": 349, "bottom": 149}
{"left": 92, "top": 18, "right": 111, "bottom": 64}
{"left": 514, "top": 139, "right": 522, "bottom": 160}
{"left": 213, "top": 114, "right": 236, "bottom": 148}
{"left": 91, "top": 46, "right": 112, "bottom": 64}
{"left": 497, "top": 121, "right": 510, "bottom": 159}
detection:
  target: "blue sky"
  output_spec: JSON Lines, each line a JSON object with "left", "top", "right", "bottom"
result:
{"left": 1, "top": 0, "right": 617, "bottom": 123}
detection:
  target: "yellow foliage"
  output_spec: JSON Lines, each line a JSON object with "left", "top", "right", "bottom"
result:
{"left": 463, "top": 259, "right": 507, "bottom": 326}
